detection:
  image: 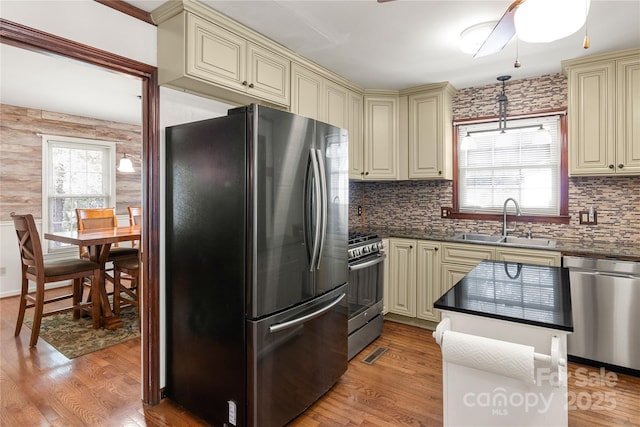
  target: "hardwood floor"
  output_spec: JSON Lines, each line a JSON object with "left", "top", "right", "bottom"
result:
{"left": 1, "top": 291, "right": 639, "bottom": 426}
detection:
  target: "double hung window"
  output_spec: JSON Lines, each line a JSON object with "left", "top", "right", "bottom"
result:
{"left": 42, "top": 135, "right": 116, "bottom": 253}
{"left": 455, "top": 114, "right": 566, "bottom": 219}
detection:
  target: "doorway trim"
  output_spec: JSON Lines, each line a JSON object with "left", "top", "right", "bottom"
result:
{"left": 0, "top": 18, "right": 162, "bottom": 405}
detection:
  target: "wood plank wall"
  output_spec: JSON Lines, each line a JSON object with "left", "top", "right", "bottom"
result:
{"left": 0, "top": 104, "right": 142, "bottom": 220}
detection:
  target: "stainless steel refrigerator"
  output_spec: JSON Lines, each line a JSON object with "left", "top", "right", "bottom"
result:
{"left": 165, "top": 104, "right": 349, "bottom": 427}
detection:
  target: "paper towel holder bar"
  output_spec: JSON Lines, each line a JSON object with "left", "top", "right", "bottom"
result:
{"left": 433, "top": 319, "right": 566, "bottom": 370}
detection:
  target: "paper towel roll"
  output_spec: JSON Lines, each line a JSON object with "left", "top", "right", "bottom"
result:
{"left": 441, "top": 331, "right": 535, "bottom": 384}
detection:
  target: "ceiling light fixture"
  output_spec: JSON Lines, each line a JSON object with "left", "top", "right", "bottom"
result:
{"left": 514, "top": 0, "right": 591, "bottom": 43}
{"left": 459, "top": 21, "right": 497, "bottom": 54}
{"left": 118, "top": 153, "right": 135, "bottom": 173}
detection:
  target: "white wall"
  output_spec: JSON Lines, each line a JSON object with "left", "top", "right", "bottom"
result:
{"left": 0, "top": 0, "right": 157, "bottom": 66}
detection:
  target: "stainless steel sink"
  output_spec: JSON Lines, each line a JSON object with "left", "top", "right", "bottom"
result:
{"left": 501, "top": 236, "right": 557, "bottom": 248}
{"left": 452, "top": 233, "right": 556, "bottom": 248}
{"left": 452, "top": 233, "right": 505, "bottom": 243}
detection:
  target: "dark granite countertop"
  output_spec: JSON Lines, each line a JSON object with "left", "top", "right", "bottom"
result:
{"left": 354, "top": 227, "right": 640, "bottom": 260}
{"left": 434, "top": 260, "right": 573, "bottom": 331}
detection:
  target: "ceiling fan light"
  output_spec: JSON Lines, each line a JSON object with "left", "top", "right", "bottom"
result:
{"left": 514, "top": 0, "right": 590, "bottom": 43}
{"left": 459, "top": 21, "right": 497, "bottom": 54}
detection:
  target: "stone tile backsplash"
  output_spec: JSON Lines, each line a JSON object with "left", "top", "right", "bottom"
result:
{"left": 349, "top": 73, "right": 639, "bottom": 245}
{"left": 349, "top": 177, "right": 640, "bottom": 244}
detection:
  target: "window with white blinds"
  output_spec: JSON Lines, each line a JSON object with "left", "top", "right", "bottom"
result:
{"left": 457, "top": 115, "right": 561, "bottom": 215}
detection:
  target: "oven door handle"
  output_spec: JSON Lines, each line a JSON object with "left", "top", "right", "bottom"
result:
{"left": 348, "top": 253, "right": 386, "bottom": 271}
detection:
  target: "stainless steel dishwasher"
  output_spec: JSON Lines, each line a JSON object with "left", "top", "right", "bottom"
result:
{"left": 563, "top": 256, "right": 640, "bottom": 372}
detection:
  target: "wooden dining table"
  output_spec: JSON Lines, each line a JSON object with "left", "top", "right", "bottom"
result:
{"left": 45, "top": 225, "right": 141, "bottom": 330}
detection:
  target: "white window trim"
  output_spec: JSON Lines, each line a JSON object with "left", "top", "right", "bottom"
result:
{"left": 41, "top": 134, "right": 116, "bottom": 256}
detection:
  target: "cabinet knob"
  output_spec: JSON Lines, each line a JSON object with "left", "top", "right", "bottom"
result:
{"left": 618, "top": 164, "right": 624, "bottom": 169}
{"left": 609, "top": 164, "right": 615, "bottom": 169}
{"left": 409, "top": 245, "right": 413, "bottom": 249}
{"left": 434, "top": 247, "right": 439, "bottom": 251}
{"left": 438, "top": 170, "right": 442, "bottom": 175}
{"left": 249, "top": 83, "right": 254, "bottom": 88}
{"left": 365, "top": 171, "right": 369, "bottom": 176}
{"left": 242, "top": 81, "right": 248, "bottom": 86}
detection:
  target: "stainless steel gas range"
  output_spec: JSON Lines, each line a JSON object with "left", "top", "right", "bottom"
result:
{"left": 347, "top": 232, "right": 386, "bottom": 360}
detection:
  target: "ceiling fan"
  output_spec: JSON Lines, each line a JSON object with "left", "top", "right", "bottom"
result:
{"left": 473, "top": 0, "right": 591, "bottom": 58}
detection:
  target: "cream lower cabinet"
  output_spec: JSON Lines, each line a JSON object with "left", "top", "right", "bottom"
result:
{"left": 494, "top": 247, "right": 561, "bottom": 266}
{"left": 416, "top": 241, "right": 441, "bottom": 322}
{"left": 382, "top": 238, "right": 390, "bottom": 314}
{"left": 387, "top": 239, "right": 441, "bottom": 321}
{"left": 563, "top": 48, "right": 640, "bottom": 175}
{"left": 439, "top": 243, "right": 495, "bottom": 319}
{"left": 158, "top": 11, "right": 290, "bottom": 107}
{"left": 387, "top": 238, "right": 416, "bottom": 317}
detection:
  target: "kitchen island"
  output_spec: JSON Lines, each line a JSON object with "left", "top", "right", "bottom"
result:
{"left": 433, "top": 260, "right": 573, "bottom": 427}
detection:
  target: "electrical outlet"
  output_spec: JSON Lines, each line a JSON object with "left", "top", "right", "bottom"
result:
{"left": 441, "top": 207, "right": 452, "bottom": 218}
{"left": 357, "top": 205, "right": 362, "bottom": 216}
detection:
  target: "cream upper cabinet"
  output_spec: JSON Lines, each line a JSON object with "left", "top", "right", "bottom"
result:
{"left": 406, "top": 83, "right": 456, "bottom": 179}
{"left": 563, "top": 48, "right": 640, "bottom": 175}
{"left": 348, "top": 92, "right": 364, "bottom": 180}
{"left": 616, "top": 55, "right": 640, "bottom": 174}
{"left": 290, "top": 63, "right": 323, "bottom": 121}
{"left": 381, "top": 238, "right": 390, "bottom": 315}
{"left": 388, "top": 238, "right": 416, "bottom": 317}
{"left": 362, "top": 93, "right": 400, "bottom": 180}
{"left": 158, "top": 11, "right": 289, "bottom": 107}
{"left": 324, "top": 80, "right": 349, "bottom": 129}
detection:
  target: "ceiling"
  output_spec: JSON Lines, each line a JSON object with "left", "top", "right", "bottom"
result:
{"left": 1, "top": 1, "right": 638, "bottom": 126}
{"left": 132, "top": 0, "right": 640, "bottom": 90}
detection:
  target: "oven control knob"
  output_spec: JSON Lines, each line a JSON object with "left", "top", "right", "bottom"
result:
{"left": 363, "top": 246, "right": 370, "bottom": 254}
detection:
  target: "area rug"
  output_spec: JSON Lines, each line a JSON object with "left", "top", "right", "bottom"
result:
{"left": 25, "top": 309, "right": 140, "bottom": 359}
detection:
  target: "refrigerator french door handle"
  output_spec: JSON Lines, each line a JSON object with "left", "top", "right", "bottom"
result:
{"left": 268, "top": 293, "right": 346, "bottom": 334}
{"left": 315, "top": 149, "right": 328, "bottom": 270}
{"left": 309, "top": 148, "right": 322, "bottom": 272}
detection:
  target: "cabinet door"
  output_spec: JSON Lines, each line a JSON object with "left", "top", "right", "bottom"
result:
{"left": 247, "top": 42, "right": 290, "bottom": 106}
{"left": 388, "top": 239, "right": 416, "bottom": 317}
{"left": 616, "top": 56, "right": 640, "bottom": 174}
{"left": 441, "top": 263, "right": 476, "bottom": 295}
{"left": 364, "top": 95, "right": 398, "bottom": 180}
{"left": 290, "top": 63, "right": 323, "bottom": 121}
{"left": 494, "top": 248, "right": 561, "bottom": 267}
{"left": 568, "top": 60, "right": 616, "bottom": 175}
{"left": 416, "top": 241, "right": 441, "bottom": 322}
{"left": 348, "top": 92, "right": 365, "bottom": 180}
{"left": 324, "top": 80, "right": 349, "bottom": 129}
{"left": 382, "top": 238, "right": 390, "bottom": 314}
{"left": 408, "top": 91, "right": 446, "bottom": 179}
{"left": 187, "top": 13, "right": 246, "bottom": 91}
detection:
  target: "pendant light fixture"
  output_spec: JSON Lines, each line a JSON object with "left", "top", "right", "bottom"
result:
{"left": 117, "top": 153, "right": 135, "bottom": 173}
{"left": 460, "top": 75, "right": 551, "bottom": 150}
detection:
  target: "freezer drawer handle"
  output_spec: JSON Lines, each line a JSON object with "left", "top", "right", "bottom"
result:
{"left": 268, "top": 293, "right": 346, "bottom": 334}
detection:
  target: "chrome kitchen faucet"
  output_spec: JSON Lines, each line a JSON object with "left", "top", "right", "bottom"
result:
{"left": 502, "top": 197, "right": 521, "bottom": 236}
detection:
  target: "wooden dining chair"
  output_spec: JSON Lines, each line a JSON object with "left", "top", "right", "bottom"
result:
{"left": 75, "top": 208, "right": 138, "bottom": 261}
{"left": 114, "top": 206, "right": 142, "bottom": 324}
{"left": 128, "top": 206, "right": 142, "bottom": 248}
{"left": 11, "top": 212, "right": 101, "bottom": 347}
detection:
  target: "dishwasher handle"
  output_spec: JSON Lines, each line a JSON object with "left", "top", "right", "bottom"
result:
{"left": 570, "top": 270, "right": 640, "bottom": 281}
